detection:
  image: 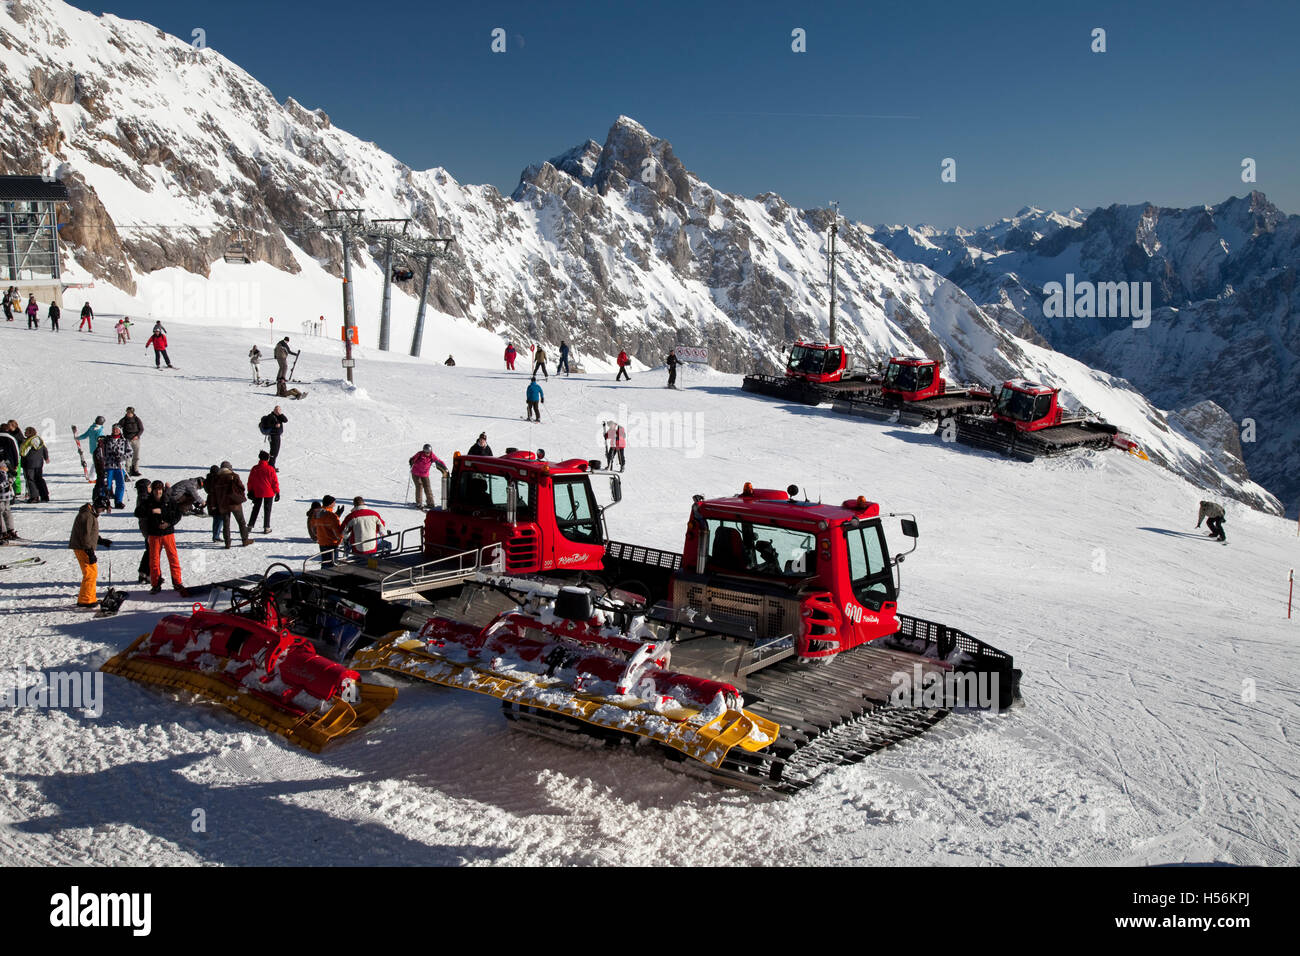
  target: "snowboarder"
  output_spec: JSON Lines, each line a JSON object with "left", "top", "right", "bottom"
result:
{"left": 101, "top": 424, "right": 132, "bottom": 508}
{"left": 47, "top": 300, "right": 60, "bottom": 332}
{"left": 468, "top": 433, "right": 493, "bottom": 457}
{"left": 603, "top": 421, "right": 627, "bottom": 472}
{"left": 0, "top": 463, "right": 14, "bottom": 544}
{"left": 342, "top": 496, "right": 387, "bottom": 555}
{"left": 140, "top": 481, "right": 185, "bottom": 593}
{"left": 1197, "top": 500, "right": 1227, "bottom": 542}
{"left": 526, "top": 377, "right": 544, "bottom": 422}
{"left": 19, "top": 427, "right": 49, "bottom": 503}
{"left": 79, "top": 302, "right": 94, "bottom": 332}
{"left": 249, "top": 344, "right": 263, "bottom": 384}
{"left": 616, "top": 349, "right": 631, "bottom": 381}
{"left": 144, "top": 328, "right": 173, "bottom": 368}
{"left": 314, "top": 494, "right": 344, "bottom": 565}
{"left": 117, "top": 406, "right": 144, "bottom": 476}
{"left": 210, "top": 461, "right": 252, "bottom": 548}
{"left": 557, "top": 341, "right": 571, "bottom": 376}
{"left": 247, "top": 451, "right": 279, "bottom": 534}
{"left": 444, "top": 355, "right": 456, "bottom": 366}
{"left": 532, "top": 345, "right": 549, "bottom": 380}
{"left": 258, "top": 406, "right": 288, "bottom": 467}
{"left": 409, "top": 444, "right": 448, "bottom": 509}
{"left": 69, "top": 501, "right": 113, "bottom": 607}
{"left": 666, "top": 349, "right": 679, "bottom": 389}
{"left": 273, "top": 336, "right": 298, "bottom": 381}
{"left": 504, "top": 342, "right": 517, "bottom": 371}
{"left": 25, "top": 295, "right": 38, "bottom": 329}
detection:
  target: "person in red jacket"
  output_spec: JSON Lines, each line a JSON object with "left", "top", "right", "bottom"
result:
{"left": 616, "top": 349, "right": 631, "bottom": 381}
{"left": 504, "top": 342, "right": 517, "bottom": 371}
{"left": 246, "top": 450, "right": 280, "bottom": 533}
{"left": 145, "top": 329, "right": 173, "bottom": 368}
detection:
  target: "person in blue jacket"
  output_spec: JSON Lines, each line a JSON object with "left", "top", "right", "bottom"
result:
{"left": 525, "top": 378, "right": 544, "bottom": 422}
{"left": 557, "top": 341, "right": 571, "bottom": 376}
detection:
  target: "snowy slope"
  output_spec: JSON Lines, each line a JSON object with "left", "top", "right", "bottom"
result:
{"left": 0, "top": 321, "right": 1296, "bottom": 866}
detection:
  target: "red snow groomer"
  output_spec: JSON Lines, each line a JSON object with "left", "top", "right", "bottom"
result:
{"left": 101, "top": 602, "right": 397, "bottom": 751}
{"left": 742, "top": 341, "right": 878, "bottom": 405}
{"left": 832, "top": 356, "right": 991, "bottom": 425}
{"left": 954, "top": 379, "right": 1147, "bottom": 460}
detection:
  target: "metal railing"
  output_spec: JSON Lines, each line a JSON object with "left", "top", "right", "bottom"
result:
{"left": 379, "top": 543, "right": 504, "bottom": 600}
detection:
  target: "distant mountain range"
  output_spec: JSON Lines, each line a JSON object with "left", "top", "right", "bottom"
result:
{"left": 0, "top": 0, "right": 1282, "bottom": 512}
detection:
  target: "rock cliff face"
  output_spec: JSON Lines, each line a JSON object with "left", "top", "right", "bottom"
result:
{"left": 0, "top": 0, "right": 1281, "bottom": 512}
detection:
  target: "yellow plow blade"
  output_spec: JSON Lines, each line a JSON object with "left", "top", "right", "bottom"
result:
{"left": 102, "top": 634, "right": 398, "bottom": 752}
{"left": 352, "top": 637, "right": 780, "bottom": 769}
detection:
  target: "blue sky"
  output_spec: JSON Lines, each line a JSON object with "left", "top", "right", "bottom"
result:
{"left": 82, "top": 0, "right": 1300, "bottom": 227}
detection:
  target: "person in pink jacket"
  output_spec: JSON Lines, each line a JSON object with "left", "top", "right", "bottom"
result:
{"left": 246, "top": 450, "right": 280, "bottom": 533}
{"left": 408, "top": 444, "right": 448, "bottom": 510}
{"left": 504, "top": 342, "right": 517, "bottom": 371}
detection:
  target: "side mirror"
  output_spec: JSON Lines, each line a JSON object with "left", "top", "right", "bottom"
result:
{"left": 610, "top": 475, "right": 622, "bottom": 503}
{"left": 901, "top": 518, "right": 918, "bottom": 538}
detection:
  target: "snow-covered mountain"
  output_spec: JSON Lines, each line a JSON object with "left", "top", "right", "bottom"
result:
{"left": 878, "top": 192, "right": 1300, "bottom": 514}
{"left": 0, "top": 0, "right": 1280, "bottom": 512}
{"left": 870, "top": 206, "right": 1090, "bottom": 276}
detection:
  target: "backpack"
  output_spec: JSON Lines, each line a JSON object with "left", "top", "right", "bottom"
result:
{"left": 259, "top": 413, "right": 277, "bottom": 436}
{"left": 92, "top": 481, "right": 113, "bottom": 512}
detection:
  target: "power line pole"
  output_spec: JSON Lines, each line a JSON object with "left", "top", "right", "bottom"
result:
{"left": 828, "top": 200, "right": 839, "bottom": 346}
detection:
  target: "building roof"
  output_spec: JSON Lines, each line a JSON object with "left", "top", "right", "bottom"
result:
{"left": 0, "top": 176, "right": 71, "bottom": 202}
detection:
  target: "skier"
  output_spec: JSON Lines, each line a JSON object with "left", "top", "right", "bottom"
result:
{"left": 273, "top": 336, "right": 298, "bottom": 381}
{"left": 468, "top": 433, "right": 493, "bottom": 457}
{"left": 144, "top": 327, "right": 173, "bottom": 368}
{"left": 210, "top": 460, "right": 252, "bottom": 548}
{"left": 1, "top": 286, "right": 11, "bottom": 322}
{"left": 275, "top": 376, "right": 306, "bottom": 400}
{"left": 342, "top": 496, "right": 388, "bottom": 555}
{"left": 120, "top": 316, "right": 133, "bottom": 341}
{"left": 68, "top": 501, "right": 113, "bottom": 607}
{"left": 114, "top": 318, "right": 128, "bottom": 343}
{"left": 532, "top": 345, "right": 549, "bottom": 380}
{"left": 258, "top": 406, "right": 288, "bottom": 467}
{"left": 526, "top": 377, "right": 544, "bottom": 422}
{"left": 0, "top": 426, "right": 20, "bottom": 501}
{"left": 409, "top": 444, "right": 448, "bottom": 510}
{"left": 19, "top": 427, "right": 49, "bottom": 503}
{"left": 666, "top": 349, "right": 679, "bottom": 389}
{"left": 151, "top": 320, "right": 167, "bottom": 335}
{"left": 0, "top": 462, "right": 14, "bottom": 544}
{"left": 140, "top": 480, "right": 185, "bottom": 593}
{"left": 47, "top": 300, "right": 60, "bottom": 332}
{"left": 25, "top": 295, "right": 38, "bottom": 329}
{"left": 79, "top": 302, "right": 93, "bottom": 332}
{"left": 616, "top": 349, "right": 631, "bottom": 381}
{"left": 557, "top": 341, "right": 571, "bottom": 376}
{"left": 504, "top": 342, "right": 517, "bottom": 371}
{"left": 117, "top": 406, "right": 144, "bottom": 476}
{"left": 603, "top": 420, "right": 627, "bottom": 472}
{"left": 1196, "top": 500, "right": 1227, "bottom": 543}
{"left": 249, "top": 344, "right": 263, "bottom": 384}
{"left": 165, "top": 475, "right": 207, "bottom": 516}
{"left": 246, "top": 451, "right": 279, "bottom": 534}
{"left": 101, "top": 424, "right": 132, "bottom": 509}
{"left": 444, "top": 355, "right": 456, "bottom": 366}
{"left": 314, "top": 494, "right": 344, "bottom": 565}
{"left": 77, "top": 417, "right": 107, "bottom": 486}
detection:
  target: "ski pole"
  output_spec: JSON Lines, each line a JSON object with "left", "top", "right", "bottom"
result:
{"left": 405, "top": 475, "right": 411, "bottom": 504}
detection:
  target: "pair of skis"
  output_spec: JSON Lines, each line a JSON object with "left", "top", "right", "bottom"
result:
{"left": 71, "top": 425, "right": 95, "bottom": 484}
{"left": 0, "top": 556, "right": 44, "bottom": 572}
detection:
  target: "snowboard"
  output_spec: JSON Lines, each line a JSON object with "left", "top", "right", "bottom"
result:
{"left": 96, "top": 589, "right": 128, "bottom": 616}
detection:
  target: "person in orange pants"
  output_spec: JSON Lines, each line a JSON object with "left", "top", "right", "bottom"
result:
{"left": 139, "top": 481, "right": 184, "bottom": 593}
{"left": 69, "top": 501, "right": 113, "bottom": 607}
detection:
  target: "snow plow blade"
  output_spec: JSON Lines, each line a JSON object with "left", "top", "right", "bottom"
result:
{"left": 101, "top": 615, "right": 398, "bottom": 752}
{"left": 954, "top": 415, "right": 1116, "bottom": 460}
{"left": 351, "top": 634, "right": 780, "bottom": 770}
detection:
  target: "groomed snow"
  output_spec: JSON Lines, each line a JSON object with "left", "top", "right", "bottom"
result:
{"left": 0, "top": 319, "right": 1295, "bottom": 866}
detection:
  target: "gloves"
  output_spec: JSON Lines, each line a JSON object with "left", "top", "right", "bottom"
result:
{"left": 275, "top": 493, "right": 280, "bottom": 502}
{"left": 102, "top": 539, "right": 113, "bottom": 548}
{"left": 86, "top": 550, "right": 96, "bottom": 565}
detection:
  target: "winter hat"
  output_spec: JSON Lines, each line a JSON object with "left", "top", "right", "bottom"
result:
{"left": 220, "top": 460, "right": 232, "bottom": 470}
{"left": 111, "top": 424, "right": 122, "bottom": 434}
{"left": 135, "top": 479, "right": 150, "bottom": 493}
{"left": 258, "top": 450, "right": 269, "bottom": 461}
{"left": 322, "top": 495, "right": 336, "bottom": 507}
